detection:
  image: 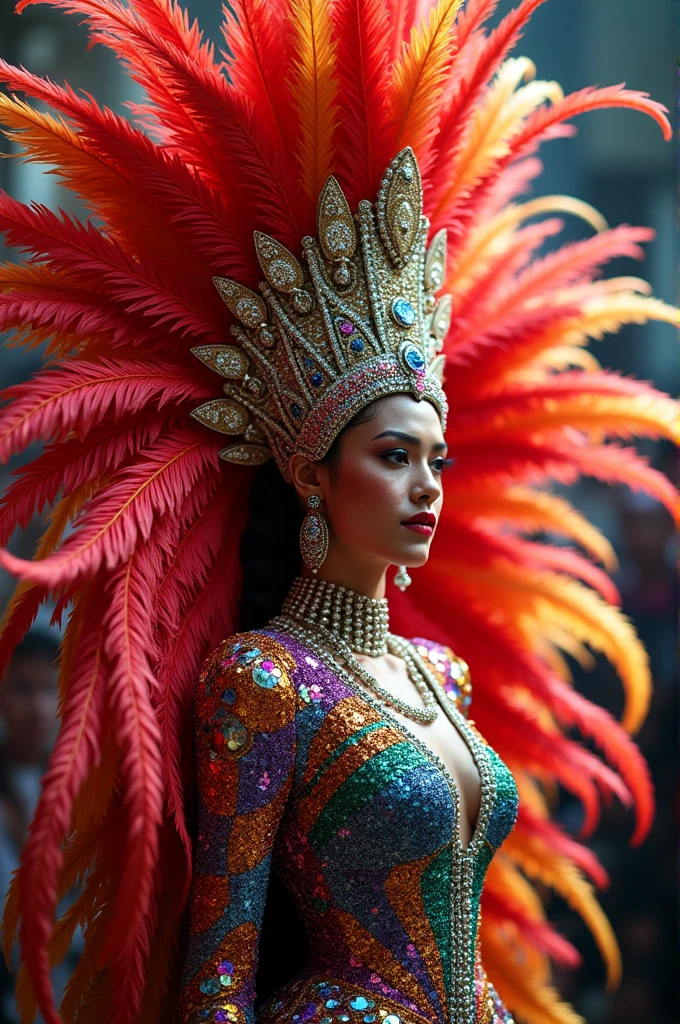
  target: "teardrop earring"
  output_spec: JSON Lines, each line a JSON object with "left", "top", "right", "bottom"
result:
{"left": 394, "top": 566, "right": 412, "bottom": 591}
{"left": 300, "top": 494, "right": 329, "bottom": 574}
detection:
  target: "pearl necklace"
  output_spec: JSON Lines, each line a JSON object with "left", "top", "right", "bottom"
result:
{"left": 274, "top": 577, "right": 440, "bottom": 723}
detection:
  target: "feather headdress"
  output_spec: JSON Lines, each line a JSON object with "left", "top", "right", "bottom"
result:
{"left": 0, "top": 0, "right": 677, "bottom": 1022}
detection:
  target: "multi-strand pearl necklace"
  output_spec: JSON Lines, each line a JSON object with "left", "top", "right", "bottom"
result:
{"left": 274, "top": 576, "right": 440, "bottom": 723}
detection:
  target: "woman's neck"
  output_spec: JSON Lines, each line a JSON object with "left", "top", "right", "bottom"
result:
{"left": 300, "top": 546, "right": 388, "bottom": 599}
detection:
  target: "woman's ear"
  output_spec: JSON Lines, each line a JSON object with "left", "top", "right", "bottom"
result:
{"left": 288, "top": 454, "right": 326, "bottom": 504}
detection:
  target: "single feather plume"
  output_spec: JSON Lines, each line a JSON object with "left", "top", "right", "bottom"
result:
{"left": 287, "top": 0, "right": 340, "bottom": 205}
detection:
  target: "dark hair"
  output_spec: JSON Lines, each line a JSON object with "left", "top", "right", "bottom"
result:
{"left": 239, "top": 400, "right": 385, "bottom": 630}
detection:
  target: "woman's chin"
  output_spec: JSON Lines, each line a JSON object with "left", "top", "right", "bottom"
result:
{"left": 392, "top": 543, "right": 432, "bottom": 568}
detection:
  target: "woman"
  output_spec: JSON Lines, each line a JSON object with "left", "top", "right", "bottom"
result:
{"left": 0, "top": 1, "right": 676, "bottom": 1023}
{"left": 177, "top": 366, "right": 520, "bottom": 1024}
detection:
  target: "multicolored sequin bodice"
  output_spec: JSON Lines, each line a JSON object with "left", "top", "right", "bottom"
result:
{"left": 177, "top": 630, "right": 519, "bottom": 1024}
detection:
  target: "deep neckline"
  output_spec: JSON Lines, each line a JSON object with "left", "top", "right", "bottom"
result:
{"left": 379, "top": 680, "right": 485, "bottom": 850}
{"left": 353, "top": 645, "right": 483, "bottom": 845}
{"left": 269, "top": 626, "right": 496, "bottom": 857}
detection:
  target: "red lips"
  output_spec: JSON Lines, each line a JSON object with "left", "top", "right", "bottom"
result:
{"left": 403, "top": 512, "right": 436, "bottom": 528}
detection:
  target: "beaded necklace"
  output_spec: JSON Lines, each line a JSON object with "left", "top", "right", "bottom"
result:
{"left": 277, "top": 575, "right": 439, "bottom": 723}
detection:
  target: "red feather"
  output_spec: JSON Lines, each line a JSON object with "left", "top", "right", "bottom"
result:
{"left": 426, "top": 0, "right": 549, "bottom": 217}
{"left": 16, "top": 590, "right": 107, "bottom": 1024}
{"left": 152, "top": 481, "right": 251, "bottom": 907}
{"left": 98, "top": 552, "right": 164, "bottom": 1020}
{"left": 0, "top": 430, "right": 221, "bottom": 588}
{"left": 0, "top": 359, "right": 212, "bottom": 463}
{"left": 0, "top": 190, "right": 225, "bottom": 343}
{"left": 482, "top": 888, "right": 582, "bottom": 967}
{"left": 0, "top": 58, "right": 249, "bottom": 283}
{"left": 0, "top": 416, "right": 168, "bottom": 544}
{"left": 221, "top": 0, "right": 300, "bottom": 160}
{"left": 385, "top": 0, "right": 420, "bottom": 63}
{"left": 330, "top": 0, "right": 394, "bottom": 206}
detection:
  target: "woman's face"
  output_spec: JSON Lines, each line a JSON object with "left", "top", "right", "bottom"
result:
{"left": 314, "top": 394, "right": 450, "bottom": 573}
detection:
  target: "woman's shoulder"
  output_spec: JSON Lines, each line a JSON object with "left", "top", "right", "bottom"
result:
{"left": 200, "top": 629, "right": 298, "bottom": 678}
{"left": 194, "top": 630, "right": 301, "bottom": 731}
{"left": 411, "top": 637, "right": 473, "bottom": 718}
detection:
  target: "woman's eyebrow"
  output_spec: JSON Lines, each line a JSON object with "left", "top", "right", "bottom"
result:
{"left": 368, "top": 428, "right": 448, "bottom": 452}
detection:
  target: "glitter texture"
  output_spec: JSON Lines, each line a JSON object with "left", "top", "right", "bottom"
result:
{"left": 178, "top": 631, "right": 518, "bottom": 1024}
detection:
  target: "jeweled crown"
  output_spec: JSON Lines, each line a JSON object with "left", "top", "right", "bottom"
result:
{"left": 190, "top": 147, "right": 451, "bottom": 481}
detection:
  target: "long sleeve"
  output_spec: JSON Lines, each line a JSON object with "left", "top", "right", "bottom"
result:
{"left": 177, "top": 635, "right": 298, "bottom": 1024}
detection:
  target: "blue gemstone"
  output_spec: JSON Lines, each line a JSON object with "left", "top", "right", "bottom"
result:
{"left": 252, "top": 667, "right": 278, "bottom": 689}
{"left": 291, "top": 403, "right": 302, "bottom": 418}
{"left": 350, "top": 337, "right": 364, "bottom": 353}
{"left": 392, "top": 297, "right": 416, "bottom": 326}
{"left": 238, "top": 648, "right": 260, "bottom": 664}
{"left": 199, "top": 978, "right": 220, "bottom": 995}
{"left": 311, "top": 372, "right": 323, "bottom": 387}
{"left": 350, "top": 997, "right": 369, "bottom": 1010}
{"left": 404, "top": 345, "right": 425, "bottom": 371}
{"left": 302, "top": 357, "right": 314, "bottom": 369}
{"left": 221, "top": 688, "right": 236, "bottom": 704}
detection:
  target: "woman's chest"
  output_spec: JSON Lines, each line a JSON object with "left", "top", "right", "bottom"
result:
{"left": 292, "top": 689, "right": 487, "bottom": 865}
{"left": 350, "top": 651, "right": 483, "bottom": 847}
{"left": 384, "top": 706, "right": 483, "bottom": 849}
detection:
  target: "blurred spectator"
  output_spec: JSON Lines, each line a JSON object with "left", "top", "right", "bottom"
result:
{"left": 0, "top": 629, "right": 83, "bottom": 1024}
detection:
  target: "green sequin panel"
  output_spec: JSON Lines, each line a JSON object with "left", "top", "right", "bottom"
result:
{"left": 299, "top": 721, "right": 388, "bottom": 800}
{"left": 308, "top": 741, "right": 427, "bottom": 852}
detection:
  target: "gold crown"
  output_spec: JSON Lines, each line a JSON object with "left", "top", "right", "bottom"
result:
{"left": 190, "top": 147, "right": 451, "bottom": 481}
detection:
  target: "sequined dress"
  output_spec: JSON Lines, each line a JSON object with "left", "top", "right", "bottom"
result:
{"left": 177, "top": 630, "right": 519, "bottom": 1024}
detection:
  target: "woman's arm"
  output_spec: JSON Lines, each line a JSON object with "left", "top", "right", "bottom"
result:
{"left": 177, "top": 635, "right": 298, "bottom": 1024}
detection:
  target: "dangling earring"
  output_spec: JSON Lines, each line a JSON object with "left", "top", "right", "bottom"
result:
{"left": 300, "top": 494, "right": 329, "bottom": 574}
{"left": 394, "top": 566, "right": 412, "bottom": 591}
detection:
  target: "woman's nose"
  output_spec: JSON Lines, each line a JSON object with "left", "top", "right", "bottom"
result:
{"left": 412, "top": 466, "right": 441, "bottom": 505}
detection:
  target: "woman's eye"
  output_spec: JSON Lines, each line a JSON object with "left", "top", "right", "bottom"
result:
{"left": 378, "top": 452, "right": 454, "bottom": 471}
{"left": 383, "top": 448, "right": 409, "bottom": 464}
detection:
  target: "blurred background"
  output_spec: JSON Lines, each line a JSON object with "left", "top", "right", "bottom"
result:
{"left": 0, "top": 1, "right": 677, "bottom": 1022}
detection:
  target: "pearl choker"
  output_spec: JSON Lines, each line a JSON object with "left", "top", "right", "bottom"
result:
{"left": 281, "top": 576, "right": 390, "bottom": 657}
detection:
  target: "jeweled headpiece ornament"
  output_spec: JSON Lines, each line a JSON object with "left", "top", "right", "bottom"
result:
{"left": 190, "top": 147, "right": 451, "bottom": 479}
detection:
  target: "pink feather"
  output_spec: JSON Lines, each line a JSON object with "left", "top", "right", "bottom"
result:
{"left": 0, "top": 430, "right": 221, "bottom": 588}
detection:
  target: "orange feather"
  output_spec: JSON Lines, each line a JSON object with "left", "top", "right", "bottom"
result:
{"left": 287, "top": 0, "right": 340, "bottom": 204}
